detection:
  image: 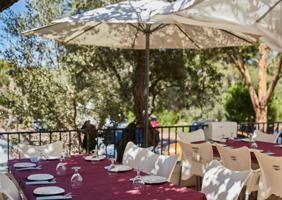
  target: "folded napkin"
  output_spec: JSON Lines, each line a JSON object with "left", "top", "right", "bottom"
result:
{"left": 36, "top": 195, "right": 72, "bottom": 200}
{"left": 26, "top": 180, "right": 56, "bottom": 185}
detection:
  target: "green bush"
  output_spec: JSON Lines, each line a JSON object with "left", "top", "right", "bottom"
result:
{"left": 157, "top": 110, "right": 179, "bottom": 126}
{"left": 224, "top": 83, "right": 277, "bottom": 122}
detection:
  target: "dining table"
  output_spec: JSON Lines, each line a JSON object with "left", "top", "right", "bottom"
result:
{"left": 8, "top": 155, "right": 207, "bottom": 200}
{"left": 211, "top": 138, "right": 282, "bottom": 163}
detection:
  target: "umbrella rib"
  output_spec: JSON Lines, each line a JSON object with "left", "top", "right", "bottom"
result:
{"left": 149, "top": 24, "right": 168, "bottom": 33}
{"left": 175, "top": 24, "right": 201, "bottom": 49}
{"left": 129, "top": 24, "right": 146, "bottom": 32}
{"left": 256, "top": 0, "right": 282, "bottom": 23}
{"left": 64, "top": 22, "right": 102, "bottom": 44}
{"left": 219, "top": 29, "right": 254, "bottom": 44}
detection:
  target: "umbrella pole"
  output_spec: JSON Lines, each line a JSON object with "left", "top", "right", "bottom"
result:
{"left": 144, "top": 27, "right": 150, "bottom": 148}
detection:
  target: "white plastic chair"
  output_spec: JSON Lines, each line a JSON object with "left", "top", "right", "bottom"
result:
{"left": 0, "top": 173, "right": 21, "bottom": 200}
{"left": 202, "top": 160, "right": 251, "bottom": 200}
{"left": 216, "top": 145, "right": 261, "bottom": 200}
{"left": 255, "top": 151, "right": 282, "bottom": 200}
{"left": 255, "top": 130, "right": 279, "bottom": 143}
{"left": 179, "top": 141, "right": 213, "bottom": 181}
{"left": 178, "top": 129, "right": 206, "bottom": 143}
{"left": 18, "top": 141, "right": 63, "bottom": 159}
{"left": 151, "top": 154, "right": 178, "bottom": 181}
{"left": 136, "top": 148, "right": 159, "bottom": 174}
{"left": 122, "top": 141, "right": 141, "bottom": 169}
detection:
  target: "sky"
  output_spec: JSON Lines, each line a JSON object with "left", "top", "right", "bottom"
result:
{"left": 0, "top": 0, "right": 26, "bottom": 56}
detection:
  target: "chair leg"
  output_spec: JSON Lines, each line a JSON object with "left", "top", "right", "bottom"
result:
{"left": 178, "top": 164, "right": 182, "bottom": 186}
{"left": 245, "top": 192, "right": 249, "bottom": 200}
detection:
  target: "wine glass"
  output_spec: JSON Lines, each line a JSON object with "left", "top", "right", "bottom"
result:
{"left": 132, "top": 167, "right": 144, "bottom": 188}
{"left": 64, "top": 148, "right": 71, "bottom": 159}
{"left": 71, "top": 167, "right": 83, "bottom": 188}
{"left": 106, "top": 154, "right": 115, "bottom": 170}
{"left": 38, "top": 149, "right": 47, "bottom": 161}
{"left": 56, "top": 155, "right": 67, "bottom": 176}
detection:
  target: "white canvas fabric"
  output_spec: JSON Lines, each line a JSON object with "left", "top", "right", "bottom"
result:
{"left": 216, "top": 145, "right": 260, "bottom": 198}
{"left": 178, "top": 129, "right": 205, "bottom": 143}
{"left": 18, "top": 141, "right": 63, "bottom": 159}
{"left": 255, "top": 152, "right": 282, "bottom": 200}
{"left": 23, "top": 0, "right": 258, "bottom": 49}
{"left": 179, "top": 141, "right": 213, "bottom": 180}
{"left": 255, "top": 130, "right": 279, "bottom": 143}
{"left": 201, "top": 160, "right": 251, "bottom": 200}
{"left": 156, "top": 0, "right": 282, "bottom": 52}
{"left": 0, "top": 173, "right": 20, "bottom": 200}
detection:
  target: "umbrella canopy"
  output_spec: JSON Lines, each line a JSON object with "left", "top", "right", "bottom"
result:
{"left": 23, "top": 0, "right": 258, "bottom": 49}
{"left": 23, "top": 0, "right": 260, "bottom": 147}
{"left": 155, "top": 0, "right": 282, "bottom": 52}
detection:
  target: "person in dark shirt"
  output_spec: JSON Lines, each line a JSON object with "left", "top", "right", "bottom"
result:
{"left": 81, "top": 120, "right": 98, "bottom": 153}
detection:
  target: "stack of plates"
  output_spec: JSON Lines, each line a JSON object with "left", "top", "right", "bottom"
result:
{"left": 142, "top": 175, "right": 167, "bottom": 184}
{"left": 14, "top": 162, "right": 37, "bottom": 168}
{"left": 84, "top": 155, "right": 105, "bottom": 161}
{"left": 107, "top": 165, "right": 132, "bottom": 172}
{"left": 28, "top": 174, "right": 54, "bottom": 181}
{"left": 33, "top": 186, "right": 65, "bottom": 196}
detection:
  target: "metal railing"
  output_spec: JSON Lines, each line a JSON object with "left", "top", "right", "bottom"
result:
{"left": 0, "top": 124, "right": 207, "bottom": 161}
{"left": 237, "top": 121, "right": 282, "bottom": 135}
{"left": 1, "top": 121, "right": 282, "bottom": 162}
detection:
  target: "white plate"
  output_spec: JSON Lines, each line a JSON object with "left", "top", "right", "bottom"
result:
{"left": 33, "top": 186, "right": 65, "bottom": 196}
{"left": 108, "top": 165, "right": 132, "bottom": 172}
{"left": 239, "top": 138, "right": 250, "bottom": 142}
{"left": 14, "top": 162, "right": 37, "bottom": 168}
{"left": 84, "top": 155, "right": 105, "bottom": 161}
{"left": 275, "top": 144, "right": 282, "bottom": 148}
{"left": 142, "top": 175, "right": 167, "bottom": 184}
{"left": 47, "top": 156, "right": 60, "bottom": 160}
{"left": 27, "top": 174, "right": 54, "bottom": 181}
{"left": 249, "top": 149, "right": 263, "bottom": 153}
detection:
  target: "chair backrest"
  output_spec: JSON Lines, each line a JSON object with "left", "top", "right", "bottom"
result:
{"left": 255, "top": 151, "right": 282, "bottom": 199}
{"left": 136, "top": 148, "right": 159, "bottom": 174}
{"left": 178, "top": 129, "right": 205, "bottom": 143}
{"left": 202, "top": 160, "right": 251, "bottom": 200}
{"left": 122, "top": 141, "right": 141, "bottom": 168}
{"left": 179, "top": 141, "right": 213, "bottom": 180}
{"left": 18, "top": 141, "right": 63, "bottom": 159}
{"left": 0, "top": 173, "right": 20, "bottom": 200}
{"left": 216, "top": 145, "right": 251, "bottom": 171}
{"left": 151, "top": 154, "right": 178, "bottom": 180}
{"left": 255, "top": 130, "right": 278, "bottom": 143}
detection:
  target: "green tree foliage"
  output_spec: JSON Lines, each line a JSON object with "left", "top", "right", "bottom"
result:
{"left": 0, "top": 0, "right": 223, "bottom": 130}
{"left": 224, "top": 83, "right": 277, "bottom": 122}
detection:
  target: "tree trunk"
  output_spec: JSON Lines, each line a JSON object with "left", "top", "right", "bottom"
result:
{"left": 132, "top": 50, "right": 146, "bottom": 127}
{"left": 255, "top": 106, "right": 268, "bottom": 123}
{"left": 256, "top": 44, "right": 268, "bottom": 122}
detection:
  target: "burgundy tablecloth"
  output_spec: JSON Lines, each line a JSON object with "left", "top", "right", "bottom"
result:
{"left": 9, "top": 156, "right": 206, "bottom": 200}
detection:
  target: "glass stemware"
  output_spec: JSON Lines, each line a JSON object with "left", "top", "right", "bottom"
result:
{"left": 71, "top": 167, "right": 83, "bottom": 188}
{"left": 131, "top": 168, "right": 144, "bottom": 188}
{"left": 106, "top": 154, "right": 116, "bottom": 170}
{"left": 56, "top": 155, "right": 67, "bottom": 176}
{"left": 38, "top": 149, "right": 47, "bottom": 161}
{"left": 64, "top": 148, "right": 71, "bottom": 159}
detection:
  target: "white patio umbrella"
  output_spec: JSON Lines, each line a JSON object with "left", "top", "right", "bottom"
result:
{"left": 155, "top": 0, "right": 282, "bottom": 52}
{"left": 23, "top": 0, "right": 259, "bottom": 146}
